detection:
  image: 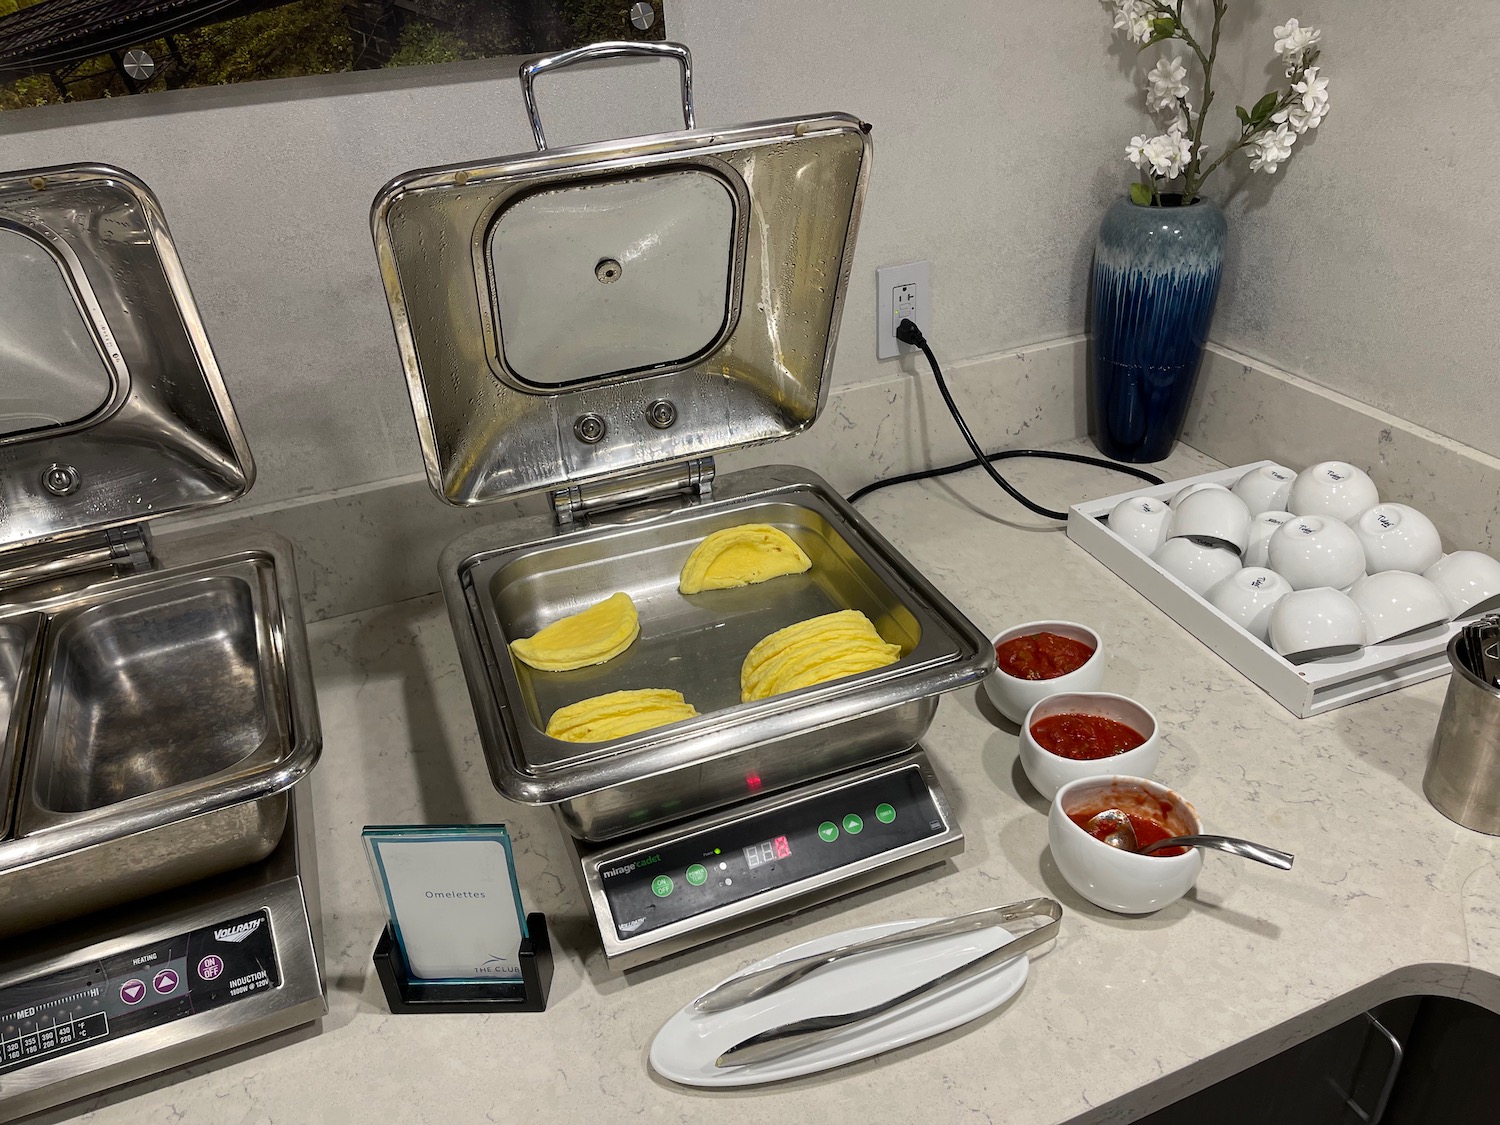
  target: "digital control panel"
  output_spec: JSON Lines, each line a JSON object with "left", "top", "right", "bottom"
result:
{"left": 596, "top": 765, "right": 945, "bottom": 940}
{"left": 0, "top": 910, "right": 280, "bottom": 1075}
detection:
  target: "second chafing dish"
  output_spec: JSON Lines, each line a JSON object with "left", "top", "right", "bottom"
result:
{"left": 0, "top": 165, "right": 321, "bottom": 938}
{"left": 375, "top": 42, "right": 992, "bottom": 842}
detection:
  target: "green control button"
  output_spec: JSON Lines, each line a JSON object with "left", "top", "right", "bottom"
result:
{"left": 842, "top": 813, "right": 863, "bottom": 835}
{"left": 651, "top": 875, "right": 674, "bottom": 898}
{"left": 818, "top": 821, "right": 839, "bottom": 843}
{"left": 875, "top": 803, "right": 897, "bottom": 824}
{"left": 685, "top": 864, "right": 707, "bottom": 886}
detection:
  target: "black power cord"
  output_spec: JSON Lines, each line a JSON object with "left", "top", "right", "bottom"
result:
{"left": 847, "top": 318, "right": 1165, "bottom": 517}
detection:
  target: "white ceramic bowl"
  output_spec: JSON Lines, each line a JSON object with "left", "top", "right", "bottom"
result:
{"left": 1232, "top": 464, "right": 1298, "bottom": 516}
{"left": 1168, "top": 488, "right": 1252, "bottom": 553}
{"left": 983, "top": 621, "right": 1104, "bottom": 724}
{"left": 1152, "top": 538, "right": 1242, "bottom": 596}
{"left": 1244, "top": 511, "right": 1295, "bottom": 569}
{"left": 1171, "top": 481, "right": 1230, "bottom": 507}
{"left": 1206, "top": 567, "right": 1294, "bottom": 642}
{"left": 1018, "top": 692, "right": 1160, "bottom": 801}
{"left": 1287, "top": 460, "right": 1381, "bottom": 522}
{"left": 1268, "top": 587, "right": 1366, "bottom": 661}
{"left": 1107, "top": 496, "right": 1174, "bottom": 556}
{"left": 1048, "top": 776, "right": 1204, "bottom": 915}
{"left": 1423, "top": 552, "right": 1500, "bottom": 619}
{"left": 1266, "top": 515, "right": 1367, "bottom": 591}
{"left": 1349, "top": 504, "right": 1443, "bottom": 575}
{"left": 1347, "top": 571, "right": 1450, "bottom": 644}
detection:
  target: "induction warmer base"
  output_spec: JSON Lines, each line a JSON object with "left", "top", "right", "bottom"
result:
{"left": 565, "top": 748, "right": 963, "bottom": 970}
{"left": 0, "top": 783, "right": 323, "bottom": 1121}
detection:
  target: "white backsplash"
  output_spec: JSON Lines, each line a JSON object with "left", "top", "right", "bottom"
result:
{"left": 159, "top": 337, "right": 1500, "bottom": 623}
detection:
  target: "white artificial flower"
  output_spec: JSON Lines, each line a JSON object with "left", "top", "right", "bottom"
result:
{"left": 1248, "top": 123, "right": 1297, "bottom": 173}
{"left": 1161, "top": 126, "right": 1194, "bottom": 175}
{"left": 1166, "top": 104, "right": 1192, "bottom": 135}
{"left": 1146, "top": 55, "right": 1190, "bottom": 111}
{"left": 1129, "top": 129, "right": 1193, "bottom": 179}
{"left": 1273, "top": 18, "right": 1321, "bottom": 66}
{"left": 1111, "top": 0, "right": 1155, "bottom": 45}
{"left": 1293, "top": 67, "right": 1329, "bottom": 112}
{"left": 1272, "top": 67, "right": 1330, "bottom": 134}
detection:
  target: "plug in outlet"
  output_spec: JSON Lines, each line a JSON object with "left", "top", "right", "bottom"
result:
{"left": 876, "top": 261, "right": 930, "bottom": 359}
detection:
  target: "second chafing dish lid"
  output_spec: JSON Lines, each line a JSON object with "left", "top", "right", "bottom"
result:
{"left": 0, "top": 165, "right": 253, "bottom": 553}
{"left": 371, "top": 41, "right": 871, "bottom": 507}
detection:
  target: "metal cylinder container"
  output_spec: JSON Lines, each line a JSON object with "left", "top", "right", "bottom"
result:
{"left": 1425, "top": 628, "right": 1500, "bottom": 834}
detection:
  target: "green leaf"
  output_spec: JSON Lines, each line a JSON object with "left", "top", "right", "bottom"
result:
{"left": 1251, "top": 91, "right": 1279, "bottom": 121}
{"left": 1235, "top": 105, "right": 1250, "bottom": 125}
{"left": 1130, "top": 182, "right": 1154, "bottom": 206}
{"left": 1143, "top": 16, "right": 1177, "bottom": 45}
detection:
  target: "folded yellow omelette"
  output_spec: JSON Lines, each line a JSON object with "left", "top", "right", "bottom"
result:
{"left": 741, "top": 609, "right": 902, "bottom": 702}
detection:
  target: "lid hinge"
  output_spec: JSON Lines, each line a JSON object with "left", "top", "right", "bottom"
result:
{"left": 550, "top": 457, "right": 716, "bottom": 526}
{"left": 0, "top": 524, "right": 156, "bottom": 599}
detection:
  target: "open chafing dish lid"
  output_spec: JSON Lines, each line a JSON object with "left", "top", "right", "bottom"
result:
{"left": 371, "top": 41, "right": 872, "bottom": 506}
{"left": 0, "top": 164, "right": 253, "bottom": 554}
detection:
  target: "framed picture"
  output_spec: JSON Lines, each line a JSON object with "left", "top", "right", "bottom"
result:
{"left": 0, "top": 0, "right": 663, "bottom": 110}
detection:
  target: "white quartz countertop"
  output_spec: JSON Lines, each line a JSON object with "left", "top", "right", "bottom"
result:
{"left": 55, "top": 443, "right": 1500, "bottom": 1125}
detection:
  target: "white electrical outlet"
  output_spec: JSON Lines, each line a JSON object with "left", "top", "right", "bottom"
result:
{"left": 876, "top": 261, "right": 930, "bottom": 359}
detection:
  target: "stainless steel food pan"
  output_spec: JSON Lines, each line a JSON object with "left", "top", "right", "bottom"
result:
{"left": 0, "top": 612, "right": 42, "bottom": 839}
{"left": 441, "top": 465, "right": 993, "bottom": 841}
{"left": 0, "top": 530, "right": 320, "bottom": 938}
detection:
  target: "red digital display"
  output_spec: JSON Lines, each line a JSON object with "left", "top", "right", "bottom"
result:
{"left": 743, "top": 836, "right": 793, "bottom": 869}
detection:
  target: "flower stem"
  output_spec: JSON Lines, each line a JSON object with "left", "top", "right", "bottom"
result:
{"left": 1178, "top": 0, "right": 1227, "bottom": 201}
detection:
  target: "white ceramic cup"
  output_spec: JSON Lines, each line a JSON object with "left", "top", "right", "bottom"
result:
{"left": 1266, "top": 515, "right": 1367, "bottom": 591}
{"left": 1287, "top": 460, "right": 1381, "bottom": 522}
{"left": 1152, "top": 538, "right": 1242, "bottom": 596}
{"left": 1171, "top": 481, "right": 1230, "bottom": 507}
{"left": 1107, "top": 496, "right": 1174, "bottom": 556}
{"left": 1018, "top": 692, "right": 1161, "bottom": 801}
{"left": 1350, "top": 504, "right": 1443, "bottom": 575}
{"left": 984, "top": 621, "right": 1105, "bottom": 724}
{"left": 1232, "top": 464, "right": 1298, "bottom": 517}
{"left": 1244, "top": 511, "right": 1296, "bottom": 569}
{"left": 1048, "top": 776, "right": 1204, "bottom": 915}
{"left": 1347, "top": 571, "right": 1451, "bottom": 644}
{"left": 1206, "top": 567, "right": 1294, "bottom": 642}
{"left": 1167, "top": 488, "right": 1252, "bottom": 553}
{"left": 1268, "top": 587, "right": 1366, "bottom": 661}
{"left": 1423, "top": 552, "right": 1500, "bottom": 619}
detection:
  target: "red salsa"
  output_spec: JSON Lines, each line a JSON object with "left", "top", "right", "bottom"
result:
{"left": 996, "top": 631, "right": 1095, "bottom": 681}
{"left": 1030, "top": 713, "right": 1145, "bottom": 760}
{"left": 1068, "top": 801, "right": 1187, "bottom": 857}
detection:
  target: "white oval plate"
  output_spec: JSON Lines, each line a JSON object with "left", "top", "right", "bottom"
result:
{"left": 649, "top": 917, "right": 1029, "bottom": 1087}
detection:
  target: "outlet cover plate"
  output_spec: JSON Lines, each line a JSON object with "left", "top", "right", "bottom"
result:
{"left": 876, "top": 260, "right": 930, "bottom": 360}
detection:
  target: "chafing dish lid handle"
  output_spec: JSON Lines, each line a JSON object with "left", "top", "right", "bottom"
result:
{"left": 519, "top": 40, "right": 695, "bottom": 151}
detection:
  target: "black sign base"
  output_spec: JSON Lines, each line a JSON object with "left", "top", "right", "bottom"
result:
{"left": 372, "top": 913, "right": 551, "bottom": 1013}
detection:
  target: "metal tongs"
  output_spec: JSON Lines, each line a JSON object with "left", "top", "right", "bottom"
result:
{"left": 710, "top": 897, "right": 1061, "bottom": 1069}
{"left": 1460, "top": 613, "right": 1500, "bottom": 688}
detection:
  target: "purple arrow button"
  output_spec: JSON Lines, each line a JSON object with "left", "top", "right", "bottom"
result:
{"left": 152, "top": 969, "right": 179, "bottom": 995}
{"left": 120, "top": 979, "right": 146, "bottom": 1005}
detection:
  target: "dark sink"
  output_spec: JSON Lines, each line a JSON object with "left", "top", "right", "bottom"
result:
{"left": 1132, "top": 995, "right": 1500, "bottom": 1125}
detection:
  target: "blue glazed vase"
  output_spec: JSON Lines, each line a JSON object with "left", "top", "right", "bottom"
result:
{"left": 1090, "top": 196, "right": 1227, "bottom": 463}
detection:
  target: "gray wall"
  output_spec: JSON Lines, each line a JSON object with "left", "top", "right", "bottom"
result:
{"left": 1, "top": 0, "right": 1494, "bottom": 509}
{"left": 1203, "top": 0, "right": 1499, "bottom": 456}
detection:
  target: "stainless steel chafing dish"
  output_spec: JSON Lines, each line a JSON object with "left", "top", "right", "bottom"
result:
{"left": 373, "top": 42, "right": 992, "bottom": 843}
{"left": 0, "top": 165, "right": 321, "bottom": 937}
